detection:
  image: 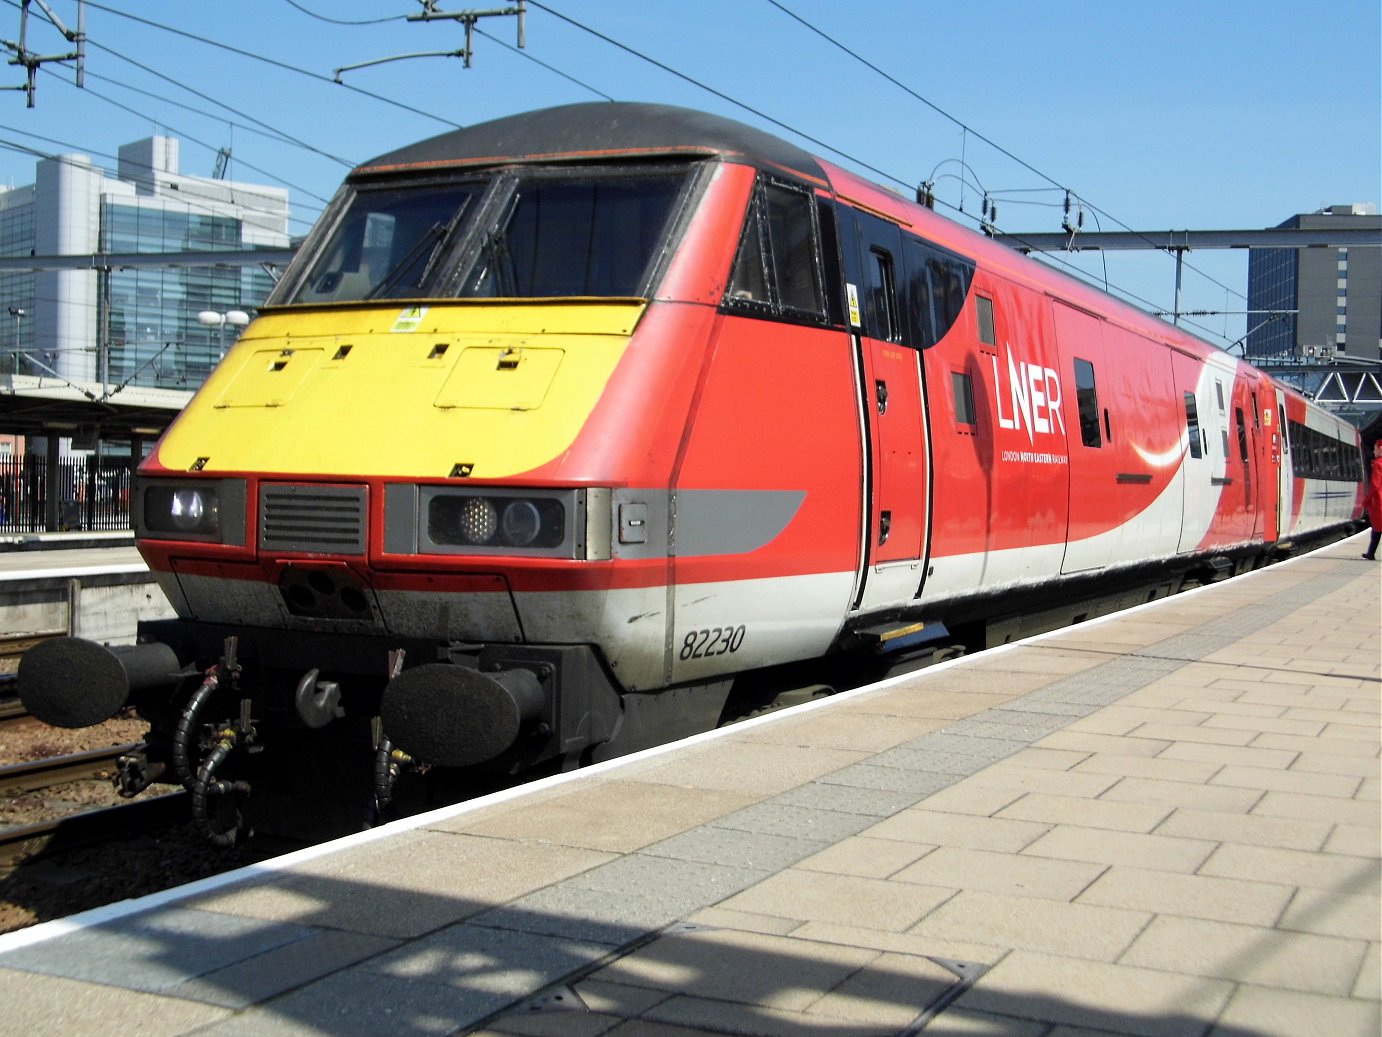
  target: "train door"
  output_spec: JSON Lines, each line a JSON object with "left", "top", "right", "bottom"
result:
{"left": 1174, "top": 351, "right": 1216, "bottom": 552}
{"left": 1231, "top": 378, "right": 1260, "bottom": 542}
{"left": 1053, "top": 302, "right": 1112, "bottom": 573}
{"left": 837, "top": 207, "right": 931, "bottom": 609}
{"left": 1251, "top": 386, "right": 1277, "bottom": 542}
{"left": 1272, "top": 387, "right": 1292, "bottom": 537}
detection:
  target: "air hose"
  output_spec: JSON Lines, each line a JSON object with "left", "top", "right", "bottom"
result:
{"left": 171, "top": 667, "right": 220, "bottom": 789}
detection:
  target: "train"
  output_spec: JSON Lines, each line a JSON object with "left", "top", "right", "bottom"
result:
{"left": 18, "top": 102, "right": 1365, "bottom": 842}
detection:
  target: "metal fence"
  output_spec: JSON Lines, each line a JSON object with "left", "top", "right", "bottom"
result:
{"left": 0, "top": 455, "right": 135, "bottom": 533}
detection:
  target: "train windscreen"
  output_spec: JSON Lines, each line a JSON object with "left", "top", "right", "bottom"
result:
{"left": 275, "top": 165, "right": 694, "bottom": 305}
{"left": 284, "top": 182, "right": 484, "bottom": 304}
{"left": 460, "top": 172, "right": 688, "bottom": 299}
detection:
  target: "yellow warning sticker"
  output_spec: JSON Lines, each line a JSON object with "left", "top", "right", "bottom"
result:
{"left": 846, "top": 283, "right": 861, "bottom": 327}
{"left": 392, "top": 306, "right": 428, "bottom": 333}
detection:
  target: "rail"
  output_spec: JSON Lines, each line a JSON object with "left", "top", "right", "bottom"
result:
{"left": 0, "top": 792, "right": 189, "bottom": 869}
{"left": 0, "top": 743, "right": 140, "bottom": 797}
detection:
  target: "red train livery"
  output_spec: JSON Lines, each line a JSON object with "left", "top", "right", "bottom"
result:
{"left": 19, "top": 103, "right": 1365, "bottom": 836}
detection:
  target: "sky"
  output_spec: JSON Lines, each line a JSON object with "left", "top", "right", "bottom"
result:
{"left": 0, "top": 0, "right": 1377, "bottom": 350}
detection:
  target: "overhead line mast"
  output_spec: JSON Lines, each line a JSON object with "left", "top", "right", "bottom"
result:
{"left": 3, "top": 0, "right": 85, "bottom": 107}
{"left": 334, "top": 1, "right": 525, "bottom": 82}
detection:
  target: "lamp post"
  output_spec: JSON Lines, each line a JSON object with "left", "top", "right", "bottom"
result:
{"left": 196, "top": 309, "right": 250, "bottom": 365}
{"left": 8, "top": 306, "right": 24, "bottom": 373}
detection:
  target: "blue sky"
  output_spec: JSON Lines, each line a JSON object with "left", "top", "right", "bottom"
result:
{"left": 0, "top": 0, "right": 1377, "bottom": 348}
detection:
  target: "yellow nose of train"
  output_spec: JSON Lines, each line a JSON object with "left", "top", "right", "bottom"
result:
{"left": 155, "top": 301, "right": 645, "bottom": 480}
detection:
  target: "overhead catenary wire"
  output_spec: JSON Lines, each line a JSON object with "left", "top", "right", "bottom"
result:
{"left": 75, "top": 67, "right": 337, "bottom": 166}
{"left": 280, "top": 0, "right": 409, "bottom": 27}
{"left": 524, "top": 0, "right": 906, "bottom": 191}
{"left": 760, "top": 0, "right": 1250, "bottom": 309}
{"left": 59, "top": 0, "right": 466, "bottom": 131}
{"left": 0, "top": 127, "right": 322, "bottom": 228}
{"left": 82, "top": 38, "right": 356, "bottom": 169}
{"left": 474, "top": 25, "right": 614, "bottom": 102}
{"left": 522, "top": 2, "right": 1237, "bottom": 343}
{"left": 1, "top": 1, "right": 1256, "bottom": 348}
{"left": 33, "top": 66, "right": 336, "bottom": 209}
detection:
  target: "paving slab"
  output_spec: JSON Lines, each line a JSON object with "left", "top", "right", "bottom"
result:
{"left": 0, "top": 536, "right": 1375, "bottom": 1036}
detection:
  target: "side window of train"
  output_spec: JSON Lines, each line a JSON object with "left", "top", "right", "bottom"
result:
{"left": 725, "top": 177, "right": 826, "bottom": 323}
{"left": 728, "top": 189, "right": 769, "bottom": 302}
{"left": 1234, "top": 408, "right": 1250, "bottom": 462}
{"left": 952, "top": 371, "right": 977, "bottom": 430}
{"left": 815, "top": 201, "right": 844, "bottom": 326}
{"left": 1279, "top": 405, "right": 1289, "bottom": 454}
{"left": 868, "top": 247, "right": 901, "bottom": 342}
{"left": 1184, "top": 392, "right": 1202, "bottom": 459}
{"left": 1074, "top": 358, "right": 1102, "bottom": 448}
{"left": 975, "top": 296, "right": 996, "bottom": 346}
{"left": 1215, "top": 380, "right": 1226, "bottom": 413}
{"left": 928, "top": 256, "right": 971, "bottom": 342}
{"left": 900, "top": 237, "right": 976, "bottom": 348}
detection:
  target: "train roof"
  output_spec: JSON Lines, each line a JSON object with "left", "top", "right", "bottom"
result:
{"left": 351, "top": 103, "right": 1321, "bottom": 412}
{"left": 354, "top": 102, "right": 825, "bottom": 182}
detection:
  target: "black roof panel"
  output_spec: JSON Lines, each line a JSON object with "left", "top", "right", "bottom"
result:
{"left": 355, "top": 102, "right": 824, "bottom": 181}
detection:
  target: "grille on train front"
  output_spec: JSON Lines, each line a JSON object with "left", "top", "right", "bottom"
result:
{"left": 258, "top": 484, "right": 366, "bottom": 554}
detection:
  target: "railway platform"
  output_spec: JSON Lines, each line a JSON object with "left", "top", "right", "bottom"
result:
{"left": 0, "top": 538, "right": 170, "bottom": 665}
{"left": 0, "top": 535, "right": 1376, "bottom": 1036}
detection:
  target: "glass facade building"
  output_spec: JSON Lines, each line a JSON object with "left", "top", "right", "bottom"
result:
{"left": 1246, "top": 204, "right": 1382, "bottom": 363}
{"left": 0, "top": 136, "right": 289, "bottom": 387}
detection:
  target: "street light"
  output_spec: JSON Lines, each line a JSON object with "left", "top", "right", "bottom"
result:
{"left": 8, "top": 306, "right": 24, "bottom": 373}
{"left": 197, "top": 309, "right": 250, "bottom": 360}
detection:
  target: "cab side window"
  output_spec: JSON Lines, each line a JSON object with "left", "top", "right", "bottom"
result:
{"left": 725, "top": 177, "right": 826, "bottom": 323}
{"left": 1074, "top": 358, "right": 1102, "bottom": 448}
{"left": 867, "top": 247, "right": 901, "bottom": 342}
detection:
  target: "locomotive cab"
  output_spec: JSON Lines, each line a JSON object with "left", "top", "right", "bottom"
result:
{"left": 21, "top": 104, "right": 842, "bottom": 840}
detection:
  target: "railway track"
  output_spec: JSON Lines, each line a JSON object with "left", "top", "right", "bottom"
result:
{"left": 0, "top": 792, "right": 190, "bottom": 870}
{"left": 0, "top": 743, "right": 140, "bottom": 798}
{"left": 0, "top": 631, "right": 61, "bottom": 676}
{"left": 0, "top": 630, "right": 64, "bottom": 725}
{"left": 0, "top": 694, "right": 24, "bottom": 724}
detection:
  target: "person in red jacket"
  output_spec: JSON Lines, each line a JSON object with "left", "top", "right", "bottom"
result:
{"left": 1363, "top": 439, "right": 1382, "bottom": 561}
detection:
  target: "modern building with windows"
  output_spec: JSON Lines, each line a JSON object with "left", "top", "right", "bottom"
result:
{"left": 1246, "top": 203, "right": 1382, "bottom": 363}
{"left": 0, "top": 136, "right": 289, "bottom": 389}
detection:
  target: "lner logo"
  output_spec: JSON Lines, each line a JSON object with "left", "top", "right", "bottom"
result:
{"left": 992, "top": 346, "right": 1066, "bottom": 445}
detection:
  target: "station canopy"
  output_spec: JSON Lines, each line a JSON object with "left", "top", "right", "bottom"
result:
{"left": 0, "top": 374, "right": 190, "bottom": 443}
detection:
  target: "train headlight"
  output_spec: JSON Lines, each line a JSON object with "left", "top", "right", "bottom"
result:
{"left": 137, "top": 479, "right": 247, "bottom": 545}
{"left": 386, "top": 486, "right": 592, "bottom": 557}
{"left": 500, "top": 500, "right": 543, "bottom": 546}
{"left": 456, "top": 497, "right": 499, "bottom": 544}
{"left": 428, "top": 494, "right": 565, "bottom": 549}
{"left": 171, "top": 488, "right": 214, "bottom": 531}
{"left": 146, "top": 486, "right": 218, "bottom": 536}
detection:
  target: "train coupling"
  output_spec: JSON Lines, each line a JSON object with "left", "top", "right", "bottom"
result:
{"left": 115, "top": 749, "right": 167, "bottom": 798}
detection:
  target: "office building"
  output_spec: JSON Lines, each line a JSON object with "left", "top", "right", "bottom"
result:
{"left": 1246, "top": 203, "right": 1382, "bottom": 362}
{"left": 0, "top": 136, "right": 289, "bottom": 388}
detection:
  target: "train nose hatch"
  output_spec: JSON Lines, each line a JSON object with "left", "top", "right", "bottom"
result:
{"left": 380, "top": 663, "right": 545, "bottom": 767}
{"left": 433, "top": 345, "right": 563, "bottom": 410}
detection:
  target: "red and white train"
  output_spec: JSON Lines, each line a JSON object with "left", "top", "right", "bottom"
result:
{"left": 20, "top": 103, "right": 1365, "bottom": 836}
